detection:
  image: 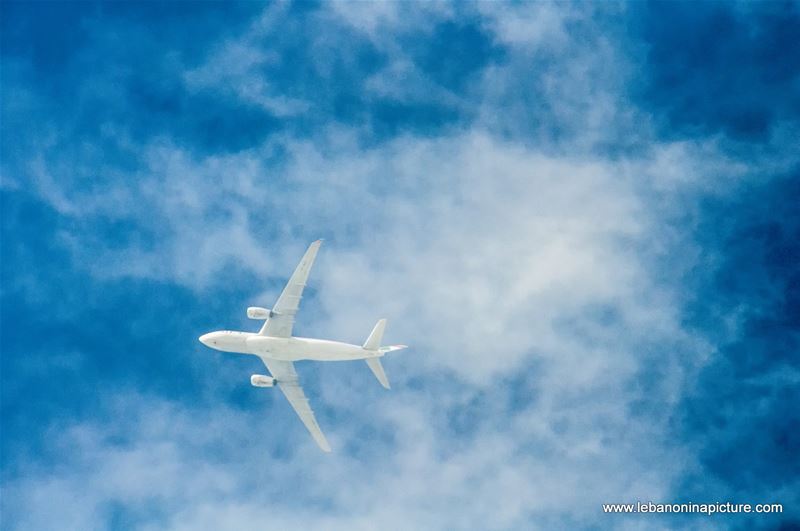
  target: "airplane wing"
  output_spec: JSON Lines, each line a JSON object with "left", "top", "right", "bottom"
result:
{"left": 259, "top": 240, "right": 322, "bottom": 339}
{"left": 262, "top": 358, "right": 331, "bottom": 452}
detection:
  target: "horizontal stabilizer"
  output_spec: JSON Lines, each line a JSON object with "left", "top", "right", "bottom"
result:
{"left": 365, "top": 357, "right": 390, "bottom": 389}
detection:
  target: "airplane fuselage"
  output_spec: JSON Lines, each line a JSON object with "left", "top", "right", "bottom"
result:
{"left": 199, "top": 331, "right": 379, "bottom": 362}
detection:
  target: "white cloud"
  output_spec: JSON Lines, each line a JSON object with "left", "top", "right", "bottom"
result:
{"left": 327, "top": 1, "right": 453, "bottom": 43}
{"left": 9, "top": 127, "right": 718, "bottom": 529}
{"left": 8, "top": 2, "right": 774, "bottom": 529}
{"left": 4, "top": 381, "right": 686, "bottom": 530}
{"left": 183, "top": 38, "right": 309, "bottom": 118}
{"left": 178, "top": 2, "right": 336, "bottom": 118}
{"left": 476, "top": 2, "right": 575, "bottom": 48}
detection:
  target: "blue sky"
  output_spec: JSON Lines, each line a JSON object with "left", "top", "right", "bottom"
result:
{"left": 2, "top": 2, "right": 798, "bottom": 530}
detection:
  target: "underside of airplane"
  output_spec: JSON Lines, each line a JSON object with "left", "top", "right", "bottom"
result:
{"left": 199, "top": 240, "right": 407, "bottom": 452}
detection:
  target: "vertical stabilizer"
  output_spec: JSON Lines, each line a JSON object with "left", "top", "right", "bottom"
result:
{"left": 363, "top": 319, "right": 387, "bottom": 351}
{"left": 364, "top": 319, "right": 390, "bottom": 389}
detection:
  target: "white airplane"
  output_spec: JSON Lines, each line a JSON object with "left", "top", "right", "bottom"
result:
{"left": 198, "top": 240, "right": 406, "bottom": 452}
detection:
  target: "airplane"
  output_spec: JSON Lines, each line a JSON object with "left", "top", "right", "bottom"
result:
{"left": 198, "top": 240, "right": 407, "bottom": 452}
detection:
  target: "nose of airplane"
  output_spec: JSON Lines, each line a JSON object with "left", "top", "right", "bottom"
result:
{"left": 199, "top": 333, "right": 213, "bottom": 346}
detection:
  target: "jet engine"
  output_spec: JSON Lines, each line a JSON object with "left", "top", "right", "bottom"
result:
{"left": 251, "top": 374, "right": 275, "bottom": 387}
{"left": 247, "top": 307, "right": 271, "bottom": 319}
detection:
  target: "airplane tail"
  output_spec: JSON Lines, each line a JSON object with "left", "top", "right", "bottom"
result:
{"left": 366, "top": 358, "right": 390, "bottom": 389}
{"left": 363, "top": 319, "right": 387, "bottom": 350}
{"left": 363, "top": 319, "right": 407, "bottom": 390}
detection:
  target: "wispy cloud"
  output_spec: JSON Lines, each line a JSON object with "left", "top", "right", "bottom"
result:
{"left": 3, "top": 1, "right": 799, "bottom": 530}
